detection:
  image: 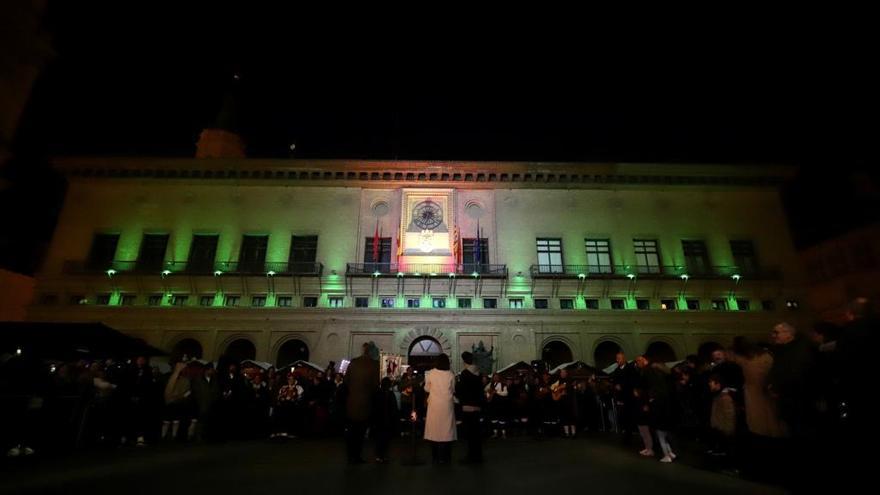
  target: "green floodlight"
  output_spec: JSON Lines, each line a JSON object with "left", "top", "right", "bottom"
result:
{"left": 214, "top": 270, "right": 223, "bottom": 276}
{"left": 731, "top": 274, "right": 741, "bottom": 281}
{"left": 680, "top": 274, "right": 689, "bottom": 280}
{"left": 106, "top": 269, "right": 117, "bottom": 277}
{"left": 577, "top": 273, "right": 586, "bottom": 279}
{"left": 161, "top": 270, "right": 171, "bottom": 277}
{"left": 267, "top": 270, "right": 276, "bottom": 277}
{"left": 626, "top": 273, "right": 635, "bottom": 280}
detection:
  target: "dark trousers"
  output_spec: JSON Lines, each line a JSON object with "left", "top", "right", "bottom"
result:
{"left": 374, "top": 429, "right": 391, "bottom": 460}
{"left": 345, "top": 420, "right": 368, "bottom": 463}
{"left": 430, "top": 441, "right": 452, "bottom": 464}
{"left": 462, "top": 410, "right": 483, "bottom": 462}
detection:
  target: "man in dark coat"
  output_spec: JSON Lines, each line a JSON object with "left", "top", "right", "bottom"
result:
{"left": 343, "top": 343, "right": 379, "bottom": 464}
{"left": 610, "top": 352, "right": 638, "bottom": 440}
{"left": 768, "top": 322, "right": 816, "bottom": 439}
{"left": 191, "top": 365, "right": 221, "bottom": 441}
{"left": 456, "top": 351, "right": 485, "bottom": 463}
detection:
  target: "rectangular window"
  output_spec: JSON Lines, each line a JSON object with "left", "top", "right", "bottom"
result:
{"left": 252, "top": 295, "right": 267, "bottom": 307}
{"left": 407, "top": 298, "right": 420, "bottom": 308}
{"left": 536, "top": 238, "right": 564, "bottom": 273}
{"left": 239, "top": 235, "right": 269, "bottom": 273}
{"left": 188, "top": 234, "right": 219, "bottom": 273}
{"left": 730, "top": 240, "right": 759, "bottom": 276}
{"left": 483, "top": 298, "right": 497, "bottom": 309}
{"left": 303, "top": 296, "right": 318, "bottom": 308}
{"left": 534, "top": 298, "right": 549, "bottom": 309}
{"left": 364, "top": 237, "right": 392, "bottom": 272}
{"left": 736, "top": 299, "right": 751, "bottom": 311}
{"left": 148, "top": 294, "right": 163, "bottom": 306}
{"left": 560, "top": 298, "right": 574, "bottom": 310}
{"left": 761, "top": 299, "right": 775, "bottom": 311}
{"left": 277, "top": 296, "right": 293, "bottom": 307}
{"left": 199, "top": 295, "right": 214, "bottom": 307}
{"left": 329, "top": 296, "right": 344, "bottom": 308}
{"left": 711, "top": 299, "right": 728, "bottom": 311}
{"left": 96, "top": 294, "right": 112, "bottom": 305}
{"left": 224, "top": 295, "right": 240, "bottom": 307}
{"left": 120, "top": 294, "right": 136, "bottom": 306}
{"left": 585, "top": 239, "right": 613, "bottom": 273}
{"left": 355, "top": 297, "right": 370, "bottom": 308}
{"left": 686, "top": 298, "right": 700, "bottom": 310}
{"left": 432, "top": 297, "right": 446, "bottom": 308}
{"left": 660, "top": 299, "right": 676, "bottom": 310}
{"left": 633, "top": 239, "right": 661, "bottom": 274}
{"left": 509, "top": 298, "right": 524, "bottom": 309}
{"left": 290, "top": 235, "right": 318, "bottom": 272}
{"left": 86, "top": 233, "right": 119, "bottom": 270}
{"left": 585, "top": 298, "right": 599, "bottom": 310}
{"left": 636, "top": 299, "right": 650, "bottom": 310}
{"left": 381, "top": 297, "right": 395, "bottom": 308}
{"left": 682, "top": 240, "right": 711, "bottom": 276}
{"left": 457, "top": 298, "right": 472, "bottom": 309}
{"left": 462, "top": 238, "right": 490, "bottom": 273}
{"left": 610, "top": 298, "right": 625, "bottom": 310}
{"left": 172, "top": 295, "right": 189, "bottom": 306}
{"left": 137, "top": 233, "right": 169, "bottom": 272}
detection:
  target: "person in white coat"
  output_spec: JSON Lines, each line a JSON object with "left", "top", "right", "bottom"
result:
{"left": 423, "top": 353, "right": 456, "bottom": 465}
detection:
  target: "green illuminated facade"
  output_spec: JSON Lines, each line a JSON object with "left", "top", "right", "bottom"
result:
{"left": 28, "top": 158, "right": 809, "bottom": 370}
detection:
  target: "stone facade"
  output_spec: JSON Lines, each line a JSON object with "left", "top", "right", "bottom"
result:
{"left": 28, "top": 158, "right": 811, "bottom": 370}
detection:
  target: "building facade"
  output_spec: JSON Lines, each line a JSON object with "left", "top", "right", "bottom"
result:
{"left": 27, "top": 158, "right": 809, "bottom": 371}
{"left": 800, "top": 223, "right": 880, "bottom": 323}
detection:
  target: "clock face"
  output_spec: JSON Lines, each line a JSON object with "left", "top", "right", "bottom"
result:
{"left": 412, "top": 201, "right": 443, "bottom": 230}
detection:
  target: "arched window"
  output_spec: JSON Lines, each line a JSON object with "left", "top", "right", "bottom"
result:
{"left": 276, "top": 339, "right": 310, "bottom": 367}
{"left": 224, "top": 338, "right": 256, "bottom": 362}
{"left": 542, "top": 340, "right": 573, "bottom": 369}
{"left": 645, "top": 341, "right": 677, "bottom": 363}
{"left": 593, "top": 340, "right": 622, "bottom": 370}
{"left": 170, "top": 338, "right": 203, "bottom": 362}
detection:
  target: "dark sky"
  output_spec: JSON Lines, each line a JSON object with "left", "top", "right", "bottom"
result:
{"left": 2, "top": 3, "right": 878, "bottom": 274}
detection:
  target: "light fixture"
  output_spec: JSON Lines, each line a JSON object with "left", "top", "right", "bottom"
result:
{"left": 429, "top": 272, "right": 437, "bottom": 277}
{"left": 331, "top": 269, "right": 337, "bottom": 275}
{"left": 267, "top": 270, "right": 276, "bottom": 277}
{"left": 15, "top": 347, "right": 22, "bottom": 356}
{"left": 471, "top": 271, "right": 479, "bottom": 277}
{"left": 106, "top": 269, "right": 117, "bottom": 277}
{"left": 373, "top": 270, "right": 382, "bottom": 277}
{"left": 578, "top": 273, "right": 586, "bottom": 279}
{"left": 214, "top": 270, "right": 223, "bottom": 276}
{"left": 448, "top": 272, "right": 455, "bottom": 278}
{"left": 397, "top": 272, "right": 405, "bottom": 277}
{"left": 161, "top": 270, "right": 171, "bottom": 277}
{"left": 680, "top": 274, "right": 689, "bottom": 280}
{"left": 731, "top": 274, "right": 741, "bottom": 281}
{"left": 626, "top": 273, "right": 635, "bottom": 280}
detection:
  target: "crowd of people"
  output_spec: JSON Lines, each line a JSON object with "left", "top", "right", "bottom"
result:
{"left": 2, "top": 297, "right": 876, "bottom": 486}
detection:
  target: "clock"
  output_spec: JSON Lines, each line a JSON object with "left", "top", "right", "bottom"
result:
{"left": 412, "top": 201, "right": 443, "bottom": 230}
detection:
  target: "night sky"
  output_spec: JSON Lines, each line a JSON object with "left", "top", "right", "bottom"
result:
{"left": 2, "top": 3, "right": 877, "bottom": 274}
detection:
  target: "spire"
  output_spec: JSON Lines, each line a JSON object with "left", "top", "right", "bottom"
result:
{"left": 195, "top": 72, "right": 246, "bottom": 158}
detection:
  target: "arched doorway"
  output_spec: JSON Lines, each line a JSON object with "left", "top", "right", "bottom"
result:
{"left": 170, "top": 338, "right": 203, "bottom": 363}
{"left": 224, "top": 338, "right": 256, "bottom": 362}
{"left": 593, "top": 340, "right": 622, "bottom": 371}
{"left": 542, "top": 340, "right": 573, "bottom": 369}
{"left": 407, "top": 336, "right": 443, "bottom": 372}
{"left": 645, "top": 341, "right": 677, "bottom": 363}
{"left": 276, "top": 339, "right": 310, "bottom": 367}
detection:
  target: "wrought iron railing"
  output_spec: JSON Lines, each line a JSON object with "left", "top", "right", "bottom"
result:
{"left": 529, "top": 264, "right": 781, "bottom": 280}
{"left": 63, "top": 260, "right": 323, "bottom": 276}
{"left": 346, "top": 263, "right": 507, "bottom": 277}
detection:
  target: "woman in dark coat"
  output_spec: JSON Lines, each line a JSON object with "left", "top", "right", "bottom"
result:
{"left": 640, "top": 356, "right": 677, "bottom": 463}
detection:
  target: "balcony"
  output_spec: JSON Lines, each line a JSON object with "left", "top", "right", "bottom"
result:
{"left": 63, "top": 260, "right": 324, "bottom": 277}
{"left": 528, "top": 264, "right": 782, "bottom": 280}
{"left": 346, "top": 263, "right": 507, "bottom": 278}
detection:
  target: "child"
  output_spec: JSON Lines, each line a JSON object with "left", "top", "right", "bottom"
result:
{"left": 708, "top": 373, "right": 739, "bottom": 470}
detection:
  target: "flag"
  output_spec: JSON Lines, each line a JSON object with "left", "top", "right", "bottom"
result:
{"left": 474, "top": 219, "right": 481, "bottom": 266}
{"left": 372, "top": 220, "right": 380, "bottom": 263}
{"left": 452, "top": 225, "right": 460, "bottom": 266}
